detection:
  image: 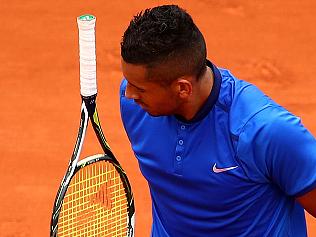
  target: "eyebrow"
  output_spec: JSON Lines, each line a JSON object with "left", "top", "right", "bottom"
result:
{"left": 127, "top": 80, "right": 145, "bottom": 91}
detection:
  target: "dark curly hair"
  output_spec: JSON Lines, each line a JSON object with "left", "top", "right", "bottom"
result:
{"left": 121, "top": 5, "right": 207, "bottom": 85}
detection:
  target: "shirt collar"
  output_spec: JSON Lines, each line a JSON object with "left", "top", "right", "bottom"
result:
{"left": 175, "top": 60, "right": 222, "bottom": 123}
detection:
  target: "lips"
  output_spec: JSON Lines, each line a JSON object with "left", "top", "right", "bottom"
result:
{"left": 135, "top": 100, "right": 146, "bottom": 108}
{"left": 134, "top": 99, "right": 141, "bottom": 105}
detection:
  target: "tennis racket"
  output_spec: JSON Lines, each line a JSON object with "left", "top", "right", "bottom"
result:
{"left": 50, "top": 14, "right": 135, "bottom": 237}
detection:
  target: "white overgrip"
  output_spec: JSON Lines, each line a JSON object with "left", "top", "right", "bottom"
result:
{"left": 77, "top": 14, "right": 97, "bottom": 97}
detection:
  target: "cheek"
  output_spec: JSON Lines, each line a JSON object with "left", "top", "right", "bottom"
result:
{"left": 144, "top": 88, "right": 178, "bottom": 107}
{"left": 160, "top": 92, "right": 179, "bottom": 108}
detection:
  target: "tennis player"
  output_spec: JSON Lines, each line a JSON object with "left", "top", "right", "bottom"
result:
{"left": 119, "top": 5, "right": 316, "bottom": 236}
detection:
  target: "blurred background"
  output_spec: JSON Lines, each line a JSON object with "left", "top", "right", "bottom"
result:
{"left": 0, "top": 0, "right": 315, "bottom": 236}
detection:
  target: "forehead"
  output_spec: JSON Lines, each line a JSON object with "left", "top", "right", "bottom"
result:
{"left": 121, "top": 59, "right": 149, "bottom": 84}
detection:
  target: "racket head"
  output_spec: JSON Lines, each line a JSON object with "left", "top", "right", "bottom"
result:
{"left": 52, "top": 154, "right": 135, "bottom": 237}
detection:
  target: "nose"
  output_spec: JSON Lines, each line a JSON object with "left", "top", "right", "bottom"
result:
{"left": 125, "top": 82, "right": 140, "bottom": 100}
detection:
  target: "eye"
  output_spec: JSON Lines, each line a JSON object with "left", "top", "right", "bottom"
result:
{"left": 132, "top": 84, "right": 145, "bottom": 93}
{"left": 127, "top": 81, "right": 146, "bottom": 93}
{"left": 137, "top": 88, "right": 146, "bottom": 93}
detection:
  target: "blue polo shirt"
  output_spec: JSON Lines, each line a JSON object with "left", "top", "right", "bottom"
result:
{"left": 119, "top": 61, "right": 316, "bottom": 236}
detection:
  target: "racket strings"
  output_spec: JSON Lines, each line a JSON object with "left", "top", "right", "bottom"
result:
{"left": 58, "top": 160, "right": 128, "bottom": 236}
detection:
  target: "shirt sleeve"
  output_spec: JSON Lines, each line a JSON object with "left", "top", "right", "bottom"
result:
{"left": 236, "top": 106, "right": 316, "bottom": 197}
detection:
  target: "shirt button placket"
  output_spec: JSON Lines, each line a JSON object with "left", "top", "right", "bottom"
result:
{"left": 174, "top": 123, "right": 187, "bottom": 175}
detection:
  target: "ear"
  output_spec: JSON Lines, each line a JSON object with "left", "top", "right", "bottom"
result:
{"left": 175, "top": 77, "right": 192, "bottom": 99}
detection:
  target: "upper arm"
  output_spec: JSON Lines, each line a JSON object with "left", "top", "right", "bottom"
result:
{"left": 237, "top": 107, "right": 316, "bottom": 196}
{"left": 297, "top": 187, "right": 316, "bottom": 218}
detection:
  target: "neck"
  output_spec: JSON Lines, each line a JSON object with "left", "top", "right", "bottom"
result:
{"left": 178, "top": 66, "right": 214, "bottom": 121}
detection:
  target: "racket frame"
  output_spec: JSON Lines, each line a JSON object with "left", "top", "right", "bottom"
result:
{"left": 50, "top": 95, "right": 135, "bottom": 237}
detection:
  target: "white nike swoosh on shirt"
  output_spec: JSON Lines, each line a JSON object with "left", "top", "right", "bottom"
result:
{"left": 212, "top": 163, "right": 238, "bottom": 173}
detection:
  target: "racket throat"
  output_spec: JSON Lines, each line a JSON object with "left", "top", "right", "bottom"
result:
{"left": 82, "top": 96, "right": 116, "bottom": 159}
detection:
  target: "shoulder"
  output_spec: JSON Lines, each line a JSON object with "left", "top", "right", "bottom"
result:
{"left": 119, "top": 78, "right": 138, "bottom": 111}
{"left": 216, "top": 68, "right": 280, "bottom": 136}
{"left": 215, "top": 68, "right": 310, "bottom": 155}
{"left": 119, "top": 79, "right": 127, "bottom": 99}
{"left": 119, "top": 79, "right": 132, "bottom": 114}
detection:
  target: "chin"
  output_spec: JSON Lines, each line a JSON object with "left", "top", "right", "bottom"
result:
{"left": 146, "top": 111, "right": 161, "bottom": 117}
{"left": 146, "top": 110, "right": 172, "bottom": 117}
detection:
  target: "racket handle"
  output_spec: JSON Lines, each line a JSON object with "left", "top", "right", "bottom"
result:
{"left": 77, "top": 14, "right": 97, "bottom": 97}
